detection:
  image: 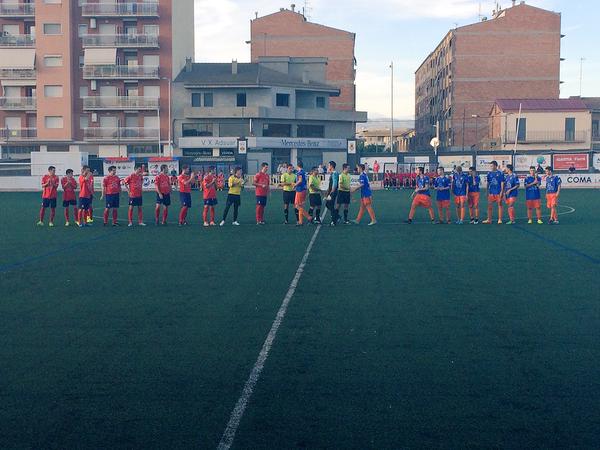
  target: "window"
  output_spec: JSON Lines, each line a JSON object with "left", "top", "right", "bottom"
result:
{"left": 276, "top": 93, "right": 290, "bottom": 107}
{"left": 78, "top": 24, "right": 88, "bottom": 37}
{"left": 144, "top": 25, "right": 159, "bottom": 36}
{"left": 143, "top": 86, "right": 160, "bottom": 98}
{"left": 143, "top": 54, "right": 159, "bottom": 67}
{"left": 516, "top": 118, "right": 526, "bottom": 142}
{"left": 80, "top": 115, "right": 89, "bottom": 130}
{"left": 203, "top": 93, "right": 213, "bottom": 107}
{"left": 297, "top": 125, "right": 324, "bottom": 138}
{"left": 79, "top": 86, "right": 88, "bottom": 99}
{"left": 236, "top": 93, "right": 247, "bottom": 107}
{"left": 45, "top": 116, "right": 64, "bottom": 129}
{"left": 182, "top": 123, "right": 213, "bottom": 137}
{"left": 44, "top": 0, "right": 62, "bottom": 3}
{"left": 44, "top": 55, "right": 63, "bottom": 67}
{"left": 191, "top": 93, "right": 201, "bottom": 107}
{"left": 43, "top": 24, "right": 62, "bottom": 35}
{"left": 44, "top": 85, "right": 63, "bottom": 97}
{"left": 593, "top": 120, "right": 599, "bottom": 139}
{"left": 565, "top": 117, "right": 576, "bottom": 142}
{"left": 262, "top": 123, "right": 291, "bottom": 137}
{"left": 316, "top": 96, "right": 326, "bottom": 108}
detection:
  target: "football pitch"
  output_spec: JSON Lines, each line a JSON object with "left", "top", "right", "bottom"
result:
{"left": 1, "top": 189, "right": 600, "bottom": 449}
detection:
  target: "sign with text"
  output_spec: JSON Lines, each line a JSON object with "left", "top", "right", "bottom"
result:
{"left": 593, "top": 153, "right": 600, "bottom": 171}
{"left": 476, "top": 155, "right": 512, "bottom": 172}
{"left": 103, "top": 159, "right": 135, "bottom": 177}
{"left": 238, "top": 139, "right": 247, "bottom": 155}
{"left": 437, "top": 155, "right": 473, "bottom": 170}
{"left": 249, "top": 137, "right": 347, "bottom": 149}
{"left": 178, "top": 137, "right": 239, "bottom": 148}
{"left": 552, "top": 153, "right": 589, "bottom": 171}
{"left": 514, "top": 154, "right": 551, "bottom": 172}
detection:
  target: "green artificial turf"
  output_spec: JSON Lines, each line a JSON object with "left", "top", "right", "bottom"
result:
{"left": 1, "top": 189, "right": 599, "bottom": 449}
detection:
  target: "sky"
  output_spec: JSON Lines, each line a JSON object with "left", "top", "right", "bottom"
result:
{"left": 194, "top": 0, "right": 600, "bottom": 120}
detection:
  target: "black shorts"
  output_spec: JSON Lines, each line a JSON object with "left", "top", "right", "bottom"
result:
{"left": 337, "top": 191, "right": 351, "bottom": 205}
{"left": 42, "top": 198, "right": 57, "bottom": 208}
{"left": 62, "top": 199, "right": 77, "bottom": 207}
{"left": 283, "top": 190, "right": 295, "bottom": 205}
{"left": 156, "top": 193, "right": 171, "bottom": 206}
{"left": 105, "top": 194, "right": 120, "bottom": 209}
{"left": 309, "top": 193, "right": 322, "bottom": 207}
{"left": 226, "top": 194, "right": 241, "bottom": 206}
{"left": 256, "top": 196, "right": 268, "bottom": 206}
{"left": 129, "top": 196, "right": 143, "bottom": 207}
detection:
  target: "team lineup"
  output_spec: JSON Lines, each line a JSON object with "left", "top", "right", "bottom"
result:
{"left": 37, "top": 160, "right": 563, "bottom": 228}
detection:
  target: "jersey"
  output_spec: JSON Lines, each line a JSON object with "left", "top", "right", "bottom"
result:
{"left": 295, "top": 169, "right": 307, "bottom": 192}
{"left": 416, "top": 175, "right": 431, "bottom": 196}
{"left": 254, "top": 172, "right": 270, "bottom": 197}
{"left": 328, "top": 171, "right": 339, "bottom": 193}
{"left": 79, "top": 175, "right": 93, "bottom": 198}
{"left": 202, "top": 174, "right": 217, "bottom": 199}
{"left": 308, "top": 174, "right": 321, "bottom": 194}
{"left": 524, "top": 175, "right": 541, "bottom": 200}
{"left": 41, "top": 174, "right": 59, "bottom": 199}
{"left": 452, "top": 173, "right": 468, "bottom": 196}
{"left": 124, "top": 173, "right": 143, "bottom": 198}
{"left": 178, "top": 173, "right": 193, "bottom": 193}
{"left": 546, "top": 175, "right": 562, "bottom": 194}
{"left": 504, "top": 173, "right": 519, "bottom": 198}
{"left": 433, "top": 176, "right": 450, "bottom": 201}
{"left": 359, "top": 172, "right": 372, "bottom": 198}
{"left": 280, "top": 172, "right": 296, "bottom": 192}
{"left": 61, "top": 177, "right": 77, "bottom": 201}
{"left": 102, "top": 174, "right": 122, "bottom": 195}
{"left": 155, "top": 173, "right": 171, "bottom": 195}
{"left": 467, "top": 174, "right": 481, "bottom": 193}
{"left": 339, "top": 173, "right": 351, "bottom": 192}
{"left": 487, "top": 170, "right": 505, "bottom": 195}
{"left": 228, "top": 176, "right": 243, "bottom": 195}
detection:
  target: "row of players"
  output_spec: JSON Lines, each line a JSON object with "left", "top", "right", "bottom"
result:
{"left": 36, "top": 161, "right": 377, "bottom": 227}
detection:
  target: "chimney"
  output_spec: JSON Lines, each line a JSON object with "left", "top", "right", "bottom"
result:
{"left": 232, "top": 60, "right": 238, "bottom": 75}
{"left": 302, "top": 71, "right": 309, "bottom": 84}
{"left": 185, "top": 57, "right": 192, "bottom": 72}
{"left": 291, "top": 3, "right": 295, "bottom": 12}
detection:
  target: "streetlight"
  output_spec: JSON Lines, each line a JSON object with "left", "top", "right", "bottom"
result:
{"left": 390, "top": 61, "right": 394, "bottom": 152}
{"left": 472, "top": 114, "right": 480, "bottom": 151}
{"left": 159, "top": 76, "right": 172, "bottom": 157}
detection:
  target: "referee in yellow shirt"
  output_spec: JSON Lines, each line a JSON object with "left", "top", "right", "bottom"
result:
{"left": 280, "top": 164, "right": 298, "bottom": 224}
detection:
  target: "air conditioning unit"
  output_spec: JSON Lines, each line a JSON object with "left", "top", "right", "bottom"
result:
{"left": 90, "top": 80, "right": 97, "bottom": 91}
{"left": 90, "top": 18, "right": 97, "bottom": 29}
{"left": 91, "top": 113, "right": 98, "bottom": 123}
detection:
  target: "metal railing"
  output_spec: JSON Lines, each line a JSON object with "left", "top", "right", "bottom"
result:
{"left": 0, "top": 97, "right": 36, "bottom": 110}
{"left": 0, "top": 34, "right": 35, "bottom": 47}
{"left": 83, "top": 65, "right": 159, "bottom": 79}
{"left": 81, "top": 2, "right": 159, "bottom": 17}
{"left": 0, "top": 68, "right": 35, "bottom": 79}
{"left": 0, "top": 3, "right": 35, "bottom": 16}
{"left": 0, "top": 128, "right": 37, "bottom": 140}
{"left": 82, "top": 96, "right": 159, "bottom": 110}
{"left": 81, "top": 34, "right": 159, "bottom": 48}
{"left": 84, "top": 127, "right": 159, "bottom": 141}
{"left": 506, "top": 130, "right": 589, "bottom": 143}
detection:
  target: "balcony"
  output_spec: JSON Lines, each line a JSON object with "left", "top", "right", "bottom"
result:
{"left": 83, "top": 65, "right": 159, "bottom": 80}
{"left": 0, "top": 68, "right": 35, "bottom": 79}
{"left": 84, "top": 127, "right": 159, "bottom": 141}
{"left": 0, "top": 97, "right": 36, "bottom": 110}
{"left": 82, "top": 96, "right": 159, "bottom": 110}
{"left": 0, "top": 128, "right": 37, "bottom": 141}
{"left": 0, "top": 34, "right": 35, "bottom": 47}
{"left": 506, "top": 130, "right": 589, "bottom": 144}
{"left": 81, "top": 34, "right": 159, "bottom": 48}
{"left": 81, "top": 2, "right": 159, "bottom": 17}
{"left": 0, "top": 3, "right": 34, "bottom": 17}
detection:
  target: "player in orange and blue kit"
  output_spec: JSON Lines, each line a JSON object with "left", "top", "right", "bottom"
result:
{"left": 61, "top": 169, "right": 78, "bottom": 226}
{"left": 178, "top": 165, "right": 196, "bottom": 226}
{"left": 467, "top": 167, "right": 481, "bottom": 224}
{"left": 77, "top": 166, "right": 94, "bottom": 227}
{"left": 38, "top": 165, "right": 59, "bottom": 227}
{"left": 155, "top": 164, "right": 172, "bottom": 226}
{"left": 433, "top": 167, "right": 451, "bottom": 224}
{"left": 524, "top": 166, "right": 543, "bottom": 224}
{"left": 406, "top": 167, "right": 435, "bottom": 224}
{"left": 352, "top": 163, "right": 377, "bottom": 225}
{"left": 101, "top": 165, "right": 122, "bottom": 226}
{"left": 202, "top": 167, "right": 218, "bottom": 226}
{"left": 503, "top": 164, "right": 519, "bottom": 225}
{"left": 483, "top": 161, "right": 505, "bottom": 224}
{"left": 124, "top": 165, "right": 146, "bottom": 227}
{"left": 451, "top": 166, "right": 469, "bottom": 225}
{"left": 545, "top": 166, "right": 562, "bottom": 224}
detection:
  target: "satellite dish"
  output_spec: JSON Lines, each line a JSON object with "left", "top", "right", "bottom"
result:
{"left": 430, "top": 137, "right": 440, "bottom": 148}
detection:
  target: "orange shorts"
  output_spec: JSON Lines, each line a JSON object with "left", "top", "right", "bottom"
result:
{"left": 412, "top": 194, "right": 432, "bottom": 209}
{"left": 526, "top": 199, "right": 541, "bottom": 209}
{"left": 546, "top": 193, "right": 558, "bottom": 208}
{"left": 454, "top": 195, "right": 467, "bottom": 206}
{"left": 361, "top": 197, "right": 372, "bottom": 206}
{"left": 437, "top": 200, "right": 450, "bottom": 209}
{"left": 468, "top": 192, "right": 480, "bottom": 207}
{"left": 488, "top": 194, "right": 502, "bottom": 203}
{"left": 505, "top": 197, "right": 517, "bottom": 206}
{"left": 294, "top": 191, "right": 307, "bottom": 205}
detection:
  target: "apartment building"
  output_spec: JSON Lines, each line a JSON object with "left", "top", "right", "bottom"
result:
{"left": 0, "top": 0, "right": 194, "bottom": 159}
{"left": 415, "top": 1, "right": 562, "bottom": 151}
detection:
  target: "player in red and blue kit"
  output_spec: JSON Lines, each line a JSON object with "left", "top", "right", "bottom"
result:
{"left": 433, "top": 167, "right": 451, "bottom": 224}
{"left": 406, "top": 167, "right": 435, "bottom": 224}
{"left": 483, "top": 161, "right": 505, "bottom": 224}
{"left": 352, "top": 163, "right": 377, "bottom": 225}
{"left": 451, "top": 166, "right": 469, "bottom": 224}
{"left": 467, "top": 167, "right": 481, "bottom": 224}
{"left": 524, "top": 166, "right": 543, "bottom": 224}
{"left": 101, "top": 165, "right": 121, "bottom": 226}
{"left": 503, "top": 164, "right": 519, "bottom": 225}
{"left": 545, "top": 166, "right": 562, "bottom": 224}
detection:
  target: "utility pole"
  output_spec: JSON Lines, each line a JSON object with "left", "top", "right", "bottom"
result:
{"left": 390, "top": 61, "right": 394, "bottom": 153}
{"left": 579, "top": 57, "right": 586, "bottom": 97}
{"left": 462, "top": 108, "right": 466, "bottom": 151}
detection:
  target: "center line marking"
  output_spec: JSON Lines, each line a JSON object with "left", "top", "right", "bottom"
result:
{"left": 216, "top": 221, "right": 323, "bottom": 450}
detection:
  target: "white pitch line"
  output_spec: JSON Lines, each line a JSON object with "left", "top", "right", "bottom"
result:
{"left": 216, "top": 218, "right": 323, "bottom": 450}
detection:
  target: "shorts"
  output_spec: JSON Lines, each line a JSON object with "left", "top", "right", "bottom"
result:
{"left": 546, "top": 193, "right": 558, "bottom": 208}
{"left": 437, "top": 199, "right": 450, "bottom": 209}
{"left": 226, "top": 194, "right": 241, "bottom": 206}
{"left": 488, "top": 194, "right": 502, "bottom": 203}
{"left": 204, "top": 198, "right": 218, "bottom": 206}
{"left": 526, "top": 199, "right": 541, "bottom": 209}
{"left": 129, "top": 196, "right": 143, "bottom": 207}
{"left": 105, "top": 194, "right": 120, "bottom": 209}
{"left": 309, "top": 193, "right": 322, "bottom": 207}
{"left": 412, "top": 194, "right": 432, "bottom": 209}
{"left": 156, "top": 193, "right": 171, "bottom": 206}
{"left": 63, "top": 199, "right": 77, "bottom": 208}
{"left": 79, "top": 197, "right": 92, "bottom": 210}
{"left": 295, "top": 191, "right": 307, "bottom": 206}
{"left": 468, "top": 192, "right": 480, "bottom": 207}
{"left": 283, "top": 190, "right": 296, "bottom": 205}
{"left": 505, "top": 197, "right": 517, "bottom": 206}
{"left": 42, "top": 198, "right": 57, "bottom": 208}
{"left": 454, "top": 195, "right": 467, "bottom": 206}
{"left": 337, "top": 190, "right": 351, "bottom": 205}
{"left": 360, "top": 197, "right": 373, "bottom": 206}
{"left": 180, "top": 192, "right": 192, "bottom": 208}
{"left": 325, "top": 192, "right": 338, "bottom": 210}
{"left": 256, "top": 196, "right": 268, "bottom": 206}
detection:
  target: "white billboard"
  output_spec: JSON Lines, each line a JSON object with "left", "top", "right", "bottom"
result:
{"left": 514, "top": 154, "right": 551, "bottom": 172}
{"left": 476, "top": 155, "right": 513, "bottom": 172}
{"left": 437, "top": 155, "right": 473, "bottom": 170}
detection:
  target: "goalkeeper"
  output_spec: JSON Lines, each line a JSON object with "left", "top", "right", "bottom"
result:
{"left": 324, "top": 161, "right": 339, "bottom": 226}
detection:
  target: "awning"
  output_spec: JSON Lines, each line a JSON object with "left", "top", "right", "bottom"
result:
{"left": 1, "top": 79, "right": 36, "bottom": 87}
{"left": 0, "top": 49, "right": 35, "bottom": 69}
{"left": 84, "top": 48, "right": 117, "bottom": 66}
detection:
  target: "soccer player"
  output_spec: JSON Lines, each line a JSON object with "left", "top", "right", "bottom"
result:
{"left": 524, "top": 166, "right": 543, "bottom": 224}
{"left": 352, "top": 163, "right": 376, "bottom": 225}
{"left": 452, "top": 166, "right": 469, "bottom": 224}
{"left": 545, "top": 166, "right": 562, "bottom": 224}
{"left": 216, "top": 171, "right": 225, "bottom": 191}
{"left": 155, "top": 164, "right": 172, "bottom": 226}
{"left": 294, "top": 161, "right": 312, "bottom": 226}
{"left": 202, "top": 167, "right": 218, "bottom": 226}
{"left": 253, "top": 162, "right": 270, "bottom": 225}
{"left": 406, "top": 167, "right": 435, "bottom": 224}
{"left": 336, "top": 163, "right": 352, "bottom": 224}
{"left": 308, "top": 167, "right": 323, "bottom": 224}
{"left": 61, "top": 169, "right": 78, "bottom": 226}
{"left": 38, "top": 165, "right": 59, "bottom": 227}
{"left": 77, "top": 166, "right": 94, "bottom": 227}
{"left": 178, "top": 165, "right": 195, "bottom": 226}
{"left": 101, "top": 165, "right": 121, "bottom": 226}
{"left": 124, "top": 165, "right": 146, "bottom": 227}
{"left": 433, "top": 167, "right": 451, "bottom": 224}
{"left": 220, "top": 167, "right": 244, "bottom": 226}
{"left": 85, "top": 171, "right": 95, "bottom": 224}
{"left": 467, "top": 166, "right": 481, "bottom": 224}
{"left": 324, "top": 161, "right": 340, "bottom": 226}
{"left": 280, "top": 164, "right": 297, "bottom": 224}
{"left": 483, "top": 161, "right": 505, "bottom": 224}
{"left": 503, "top": 164, "right": 519, "bottom": 225}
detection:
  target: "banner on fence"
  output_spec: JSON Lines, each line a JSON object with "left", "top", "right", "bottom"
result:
{"left": 437, "top": 155, "right": 473, "bottom": 170}
{"left": 514, "top": 154, "right": 551, "bottom": 172}
{"left": 103, "top": 159, "right": 135, "bottom": 177}
{"left": 553, "top": 153, "right": 589, "bottom": 171}
{"left": 476, "top": 155, "right": 512, "bottom": 172}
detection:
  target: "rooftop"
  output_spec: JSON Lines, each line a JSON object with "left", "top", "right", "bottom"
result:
{"left": 494, "top": 98, "right": 589, "bottom": 112}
